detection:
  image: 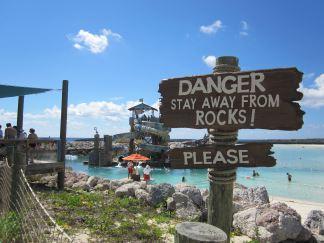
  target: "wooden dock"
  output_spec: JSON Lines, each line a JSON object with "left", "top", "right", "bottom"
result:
{"left": 25, "top": 160, "right": 64, "bottom": 176}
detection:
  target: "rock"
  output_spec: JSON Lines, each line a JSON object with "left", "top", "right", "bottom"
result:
{"left": 175, "top": 201, "right": 202, "bottom": 221}
{"left": 166, "top": 197, "right": 176, "bottom": 211}
{"left": 86, "top": 176, "right": 99, "bottom": 188}
{"left": 172, "top": 192, "right": 189, "bottom": 207}
{"left": 109, "top": 178, "right": 132, "bottom": 190}
{"left": 314, "top": 234, "right": 324, "bottom": 243}
{"left": 304, "top": 210, "right": 324, "bottom": 235}
{"left": 176, "top": 184, "right": 203, "bottom": 208}
{"left": 233, "top": 202, "right": 307, "bottom": 242}
{"left": 65, "top": 179, "right": 75, "bottom": 188}
{"left": 200, "top": 207, "right": 208, "bottom": 222}
{"left": 135, "top": 189, "right": 149, "bottom": 202}
{"left": 233, "top": 201, "right": 244, "bottom": 214}
{"left": 115, "top": 182, "right": 142, "bottom": 197}
{"left": 72, "top": 181, "right": 90, "bottom": 191}
{"left": 146, "top": 183, "right": 175, "bottom": 206}
{"left": 234, "top": 186, "right": 269, "bottom": 206}
{"left": 295, "top": 226, "right": 312, "bottom": 242}
{"left": 200, "top": 189, "right": 209, "bottom": 205}
{"left": 94, "top": 182, "right": 110, "bottom": 191}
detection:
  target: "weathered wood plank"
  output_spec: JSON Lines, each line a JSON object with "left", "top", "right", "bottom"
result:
{"left": 159, "top": 67, "right": 304, "bottom": 131}
{"left": 26, "top": 162, "right": 64, "bottom": 175}
{"left": 168, "top": 143, "right": 276, "bottom": 169}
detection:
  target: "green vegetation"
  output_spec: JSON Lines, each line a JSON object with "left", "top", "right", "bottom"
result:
{"left": 37, "top": 189, "right": 179, "bottom": 242}
{"left": 0, "top": 211, "right": 21, "bottom": 242}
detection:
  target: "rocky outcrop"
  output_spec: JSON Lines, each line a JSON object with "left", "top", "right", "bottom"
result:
{"left": 176, "top": 184, "right": 203, "bottom": 208}
{"left": 146, "top": 183, "right": 175, "bottom": 206}
{"left": 109, "top": 178, "right": 132, "bottom": 190}
{"left": 86, "top": 176, "right": 99, "bottom": 188}
{"left": 233, "top": 185, "right": 269, "bottom": 209}
{"left": 304, "top": 210, "right": 324, "bottom": 235}
{"left": 233, "top": 202, "right": 311, "bottom": 242}
{"left": 115, "top": 182, "right": 145, "bottom": 197}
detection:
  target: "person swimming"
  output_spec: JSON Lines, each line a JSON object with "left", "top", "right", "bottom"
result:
{"left": 182, "top": 176, "right": 186, "bottom": 182}
{"left": 287, "top": 172, "right": 292, "bottom": 182}
{"left": 252, "top": 170, "right": 260, "bottom": 177}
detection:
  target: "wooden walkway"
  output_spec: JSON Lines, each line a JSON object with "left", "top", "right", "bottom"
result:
{"left": 25, "top": 160, "right": 64, "bottom": 175}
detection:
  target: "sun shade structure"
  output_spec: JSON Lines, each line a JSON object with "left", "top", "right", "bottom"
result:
{"left": 0, "top": 81, "right": 68, "bottom": 190}
{"left": 0, "top": 84, "right": 52, "bottom": 98}
{"left": 128, "top": 102, "right": 157, "bottom": 112}
{"left": 122, "top": 153, "right": 150, "bottom": 161}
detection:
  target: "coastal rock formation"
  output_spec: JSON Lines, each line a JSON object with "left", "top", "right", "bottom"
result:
{"left": 233, "top": 184, "right": 269, "bottom": 209}
{"left": 135, "top": 188, "right": 150, "bottom": 202}
{"left": 175, "top": 184, "right": 203, "bottom": 208}
{"left": 115, "top": 182, "right": 144, "bottom": 197}
{"left": 233, "top": 202, "right": 311, "bottom": 242}
{"left": 86, "top": 176, "right": 99, "bottom": 188}
{"left": 166, "top": 197, "right": 176, "bottom": 211}
{"left": 109, "top": 178, "right": 132, "bottom": 190}
{"left": 304, "top": 210, "right": 324, "bottom": 235}
{"left": 146, "top": 183, "right": 175, "bottom": 206}
{"left": 175, "top": 201, "right": 202, "bottom": 221}
{"left": 172, "top": 192, "right": 189, "bottom": 207}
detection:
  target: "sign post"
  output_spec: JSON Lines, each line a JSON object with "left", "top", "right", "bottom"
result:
{"left": 158, "top": 56, "right": 304, "bottom": 241}
{"left": 207, "top": 56, "right": 241, "bottom": 239}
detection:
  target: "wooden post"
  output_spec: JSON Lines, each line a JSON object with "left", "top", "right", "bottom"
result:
{"left": 58, "top": 80, "right": 68, "bottom": 190}
{"left": 10, "top": 142, "right": 26, "bottom": 210}
{"left": 16, "top": 96, "right": 24, "bottom": 137}
{"left": 102, "top": 135, "right": 112, "bottom": 166}
{"left": 94, "top": 132, "right": 100, "bottom": 166}
{"left": 207, "top": 56, "right": 240, "bottom": 241}
{"left": 129, "top": 117, "right": 135, "bottom": 154}
{"left": 174, "top": 222, "right": 227, "bottom": 243}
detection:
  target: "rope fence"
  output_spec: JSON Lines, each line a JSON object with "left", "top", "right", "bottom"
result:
{"left": 0, "top": 150, "right": 72, "bottom": 242}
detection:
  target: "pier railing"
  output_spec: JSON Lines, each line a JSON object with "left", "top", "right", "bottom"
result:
{"left": 0, "top": 141, "right": 72, "bottom": 242}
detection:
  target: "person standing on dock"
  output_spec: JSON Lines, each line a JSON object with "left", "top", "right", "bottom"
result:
{"left": 4, "top": 123, "right": 17, "bottom": 166}
{"left": 27, "top": 128, "right": 38, "bottom": 164}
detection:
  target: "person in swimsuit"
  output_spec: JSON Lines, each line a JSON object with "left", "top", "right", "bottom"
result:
{"left": 27, "top": 128, "right": 38, "bottom": 164}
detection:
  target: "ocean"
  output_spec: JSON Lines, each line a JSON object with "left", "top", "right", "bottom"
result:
{"left": 65, "top": 144, "right": 324, "bottom": 203}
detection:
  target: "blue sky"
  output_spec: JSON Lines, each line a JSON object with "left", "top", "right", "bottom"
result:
{"left": 0, "top": 0, "right": 324, "bottom": 138}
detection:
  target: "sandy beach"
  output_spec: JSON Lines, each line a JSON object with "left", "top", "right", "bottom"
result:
{"left": 270, "top": 195, "right": 324, "bottom": 222}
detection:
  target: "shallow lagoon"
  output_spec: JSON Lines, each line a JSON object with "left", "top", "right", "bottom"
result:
{"left": 66, "top": 144, "right": 324, "bottom": 203}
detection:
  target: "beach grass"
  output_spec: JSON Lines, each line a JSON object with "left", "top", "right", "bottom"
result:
{"left": 37, "top": 188, "right": 179, "bottom": 242}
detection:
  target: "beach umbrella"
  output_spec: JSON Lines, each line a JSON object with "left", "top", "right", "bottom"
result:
{"left": 122, "top": 153, "right": 150, "bottom": 161}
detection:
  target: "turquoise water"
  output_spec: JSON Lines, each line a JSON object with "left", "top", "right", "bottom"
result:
{"left": 66, "top": 145, "right": 324, "bottom": 203}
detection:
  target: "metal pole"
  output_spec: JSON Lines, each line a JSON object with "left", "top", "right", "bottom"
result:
{"left": 207, "top": 56, "right": 240, "bottom": 241}
{"left": 17, "top": 96, "right": 24, "bottom": 137}
{"left": 58, "top": 80, "right": 68, "bottom": 190}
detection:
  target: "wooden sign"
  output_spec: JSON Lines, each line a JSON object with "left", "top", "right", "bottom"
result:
{"left": 159, "top": 67, "right": 304, "bottom": 131}
{"left": 168, "top": 143, "right": 276, "bottom": 169}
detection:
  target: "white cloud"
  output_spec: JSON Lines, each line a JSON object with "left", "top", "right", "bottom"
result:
{"left": 0, "top": 100, "right": 158, "bottom": 137}
{"left": 241, "top": 21, "right": 248, "bottom": 30}
{"left": 304, "top": 73, "right": 315, "bottom": 79}
{"left": 240, "top": 20, "right": 249, "bottom": 36}
{"left": 70, "top": 28, "right": 122, "bottom": 54}
{"left": 200, "top": 20, "right": 223, "bottom": 34}
{"left": 202, "top": 55, "right": 216, "bottom": 68}
{"left": 300, "top": 74, "right": 324, "bottom": 107}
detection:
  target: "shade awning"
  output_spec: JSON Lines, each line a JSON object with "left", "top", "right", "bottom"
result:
{"left": 122, "top": 153, "right": 150, "bottom": 161}
{"left": 0, "top": 84, "right": 52, "bottom": 98}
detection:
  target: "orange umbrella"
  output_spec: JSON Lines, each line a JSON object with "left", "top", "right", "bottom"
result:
{"left": 122, "top": 153, "right": 150, "bottom": 161}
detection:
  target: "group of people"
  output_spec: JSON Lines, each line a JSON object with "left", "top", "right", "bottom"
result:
{"left": 127, "top": 161, "right": 152, "bottom": 182}
{"left": 0, "top": 123, "right": 38, "bottom": 164}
